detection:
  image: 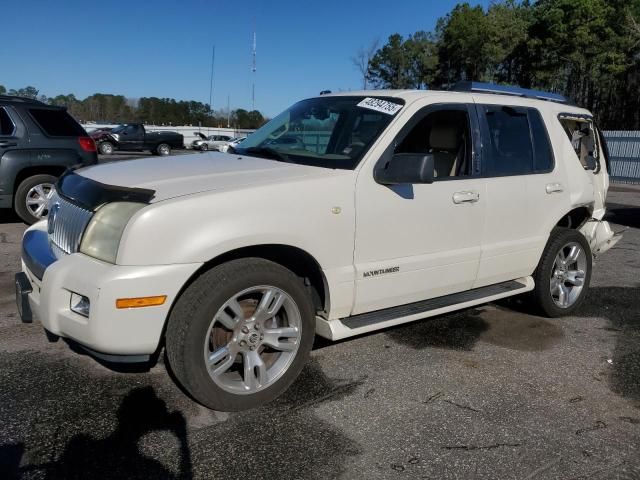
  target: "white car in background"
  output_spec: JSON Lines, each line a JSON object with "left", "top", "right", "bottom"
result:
{"left": 17, "top": 83, "right": 621, "bottom": 412}
{"left": 220, "top": 136, "right": 247, "bottom": 152}
{"left": 191, "top": 133, "right": 232, "bottom": 151}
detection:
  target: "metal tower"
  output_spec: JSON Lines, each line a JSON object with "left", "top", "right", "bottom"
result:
{"left": 251, "top": 29, "right": 256, "bottom": 111}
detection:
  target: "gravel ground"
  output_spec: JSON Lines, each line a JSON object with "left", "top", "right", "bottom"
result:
{"left": 0, "top": 185, "right": 638, "bottom": 480}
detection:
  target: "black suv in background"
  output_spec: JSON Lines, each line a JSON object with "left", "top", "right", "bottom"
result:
{"left": 0, "top": 95, "right": 97, "bottom": 224}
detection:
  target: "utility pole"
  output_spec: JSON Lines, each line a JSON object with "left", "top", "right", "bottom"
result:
{"left": 251, "top": 25, "right": 256, "bottom": 111}
{"left": 227, "top": 94, "right": 230, "bottom": 128}
{"left": 208, "top": 45, "right": 216, "bottom": 115}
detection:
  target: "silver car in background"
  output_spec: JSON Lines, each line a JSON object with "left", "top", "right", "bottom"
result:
{"left": 191, "top": 133, "right": 232, "bottom": 151}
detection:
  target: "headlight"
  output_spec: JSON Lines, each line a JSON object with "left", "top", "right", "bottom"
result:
{"left": 80, "top": 202, "right": 145, "bottom": 263}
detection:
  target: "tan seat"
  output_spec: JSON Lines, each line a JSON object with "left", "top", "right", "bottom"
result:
{"left": 429, "top": 126, "right": 461, "bottom": 178}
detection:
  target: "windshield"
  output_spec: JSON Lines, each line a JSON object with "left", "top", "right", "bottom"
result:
{"left": 235, "top": 96, "right": 404, "bottom": 169}
{"left": 110, "top": 125, "right": 126, "bottom": 134}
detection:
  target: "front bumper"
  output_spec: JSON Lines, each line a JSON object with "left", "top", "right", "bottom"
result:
{"left": 19, "top": 223, "right": 202, "bottom": 358}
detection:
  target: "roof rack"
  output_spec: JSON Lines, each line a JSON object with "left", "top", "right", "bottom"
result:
{"left": 0, "top": 95, "right": 45, "bottom": 104}
{"left": 450, "top": 81, "right": 571, "bottom": 104}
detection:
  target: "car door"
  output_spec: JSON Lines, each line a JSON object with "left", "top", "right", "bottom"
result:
{"left": 118, "top": 124, "right": 143, "bottom": 150}
{"left": 353, "top": 100, "right": 486, "bottom": 314}
{"left": 473, "top": 100, "right": 570, "bottom": 288}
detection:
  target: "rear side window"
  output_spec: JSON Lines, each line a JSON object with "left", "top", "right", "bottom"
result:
{"left": 482, "top": 106, "right": 553, "bottom": 176}
{"left": 28, "top": 108, "right": 86, "bottom": 137}
{"left": 0, "top": 108, "right": 15, "bottom": 135}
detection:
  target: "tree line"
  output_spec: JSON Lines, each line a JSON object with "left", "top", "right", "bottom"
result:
{"left": 355, "top": 0, "right": 640, "bottom": 129}
{"left": 0, "top": 85, "right": 266, "bottom": 129}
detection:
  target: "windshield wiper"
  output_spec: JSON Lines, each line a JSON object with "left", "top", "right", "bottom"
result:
{"left": 242, "top": 147, "right": 292, "bottom": 163}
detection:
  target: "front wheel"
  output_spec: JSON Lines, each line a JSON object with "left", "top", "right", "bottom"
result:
{"left": 99, "top": 141, "right": 114, "bottom": 155}
{"left": 165, "top": 258, "right": 315, "bottom": 411}
{"left": 530, "top": 227, "right": 592, "bottom": 317}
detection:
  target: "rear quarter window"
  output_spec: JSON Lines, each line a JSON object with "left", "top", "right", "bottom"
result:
{"left": 528, "top": 109, "right": 554, "bottom": 172}
{"left": 0, "top": 107, "right": 15, "bottom": 136}
{"left": 28, "top": 108, "right": 86, "bottom": 137}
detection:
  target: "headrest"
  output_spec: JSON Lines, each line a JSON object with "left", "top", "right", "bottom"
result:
{"left": 429, "top": 126, "right": 459, "bottom": 150}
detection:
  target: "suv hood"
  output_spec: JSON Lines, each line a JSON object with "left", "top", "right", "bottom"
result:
{"left": 77, "top": 152, "right": 345, "bottom": 202}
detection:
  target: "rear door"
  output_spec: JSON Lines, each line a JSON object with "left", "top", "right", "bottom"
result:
{"left": 25, "top": 106, "right": 96, "bottom": 165}
{"left": 473, "top": 101, "right": 569, "bottom": 287}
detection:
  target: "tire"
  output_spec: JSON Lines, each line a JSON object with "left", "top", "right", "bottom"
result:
{"left": 156, "top": 143, "right": 171, "bottom": 156}
{"left": 200, "top": 143, "right": 208, "bottom": 151}
{"left": 529, "top": 227, "right": 592, "bottom": 317}
{"left": 166, "top": 258, "right": 315, "bottom": 411}
{"left": 14, "top": 174, "right": 57, "bottom": 225}
{"left": 99, "top": 142, "right": 114, "bottom": 155}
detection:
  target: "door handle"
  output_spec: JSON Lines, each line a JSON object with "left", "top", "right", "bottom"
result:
{"left": 452, "top": 191, "right": 480, "bottom": 204}
{"left": 0, "top": 141, "right": 17, "bottom": 148}
{"left": 546, "top": 182, "right": 564, "bottom": 194}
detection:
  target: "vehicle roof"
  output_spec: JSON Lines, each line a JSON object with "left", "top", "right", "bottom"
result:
{"left": 0, "top": 96, "right": 70, "bottom": 112}
{"left": 0, "top": 95, "right": 50, "bottom": 106}
{"left": 323, "top": 89, "right": 592, "bottom": 116}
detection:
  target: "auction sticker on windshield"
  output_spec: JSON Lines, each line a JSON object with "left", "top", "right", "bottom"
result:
{"left": 357, "top": 98, "right": 403, "bottom": 115}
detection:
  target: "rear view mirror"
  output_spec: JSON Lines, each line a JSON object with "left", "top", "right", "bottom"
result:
{"left": 375, "top": 153, "right": 435, "bottom": 185}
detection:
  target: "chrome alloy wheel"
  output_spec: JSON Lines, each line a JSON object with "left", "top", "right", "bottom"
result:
{"left": 25, "top": 183, "right": 55, "bottom": 219}
{"left": 550, "top": 241, "right": 587, "bottom": 308}
{"left": 203, "top": 286, "right": 302, "bottom": 394}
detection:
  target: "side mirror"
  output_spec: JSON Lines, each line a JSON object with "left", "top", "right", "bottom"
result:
{"left": 375, "top": 153, "right": 435, "bottom": 185}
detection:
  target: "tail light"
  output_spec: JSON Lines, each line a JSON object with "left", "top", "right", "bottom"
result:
{"left": 78, "top": 136, "right": 97, "bottom": 152}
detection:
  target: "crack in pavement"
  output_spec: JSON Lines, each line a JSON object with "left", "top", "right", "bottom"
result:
{"left": 443, "top": 399, "right": 481, "bottom": 413}
{"left": 423, "top": 391, "right": 444, "bottom": 404}
{"left": 575, "top": 420, "right": 607, "bottom": 435}
{"left": 442, "top": 442, "right": 521, "bottom": 451}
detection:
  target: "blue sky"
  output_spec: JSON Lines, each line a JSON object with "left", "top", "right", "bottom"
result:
{"left": 1, "top": 0, "right": 488, "bottom": 116}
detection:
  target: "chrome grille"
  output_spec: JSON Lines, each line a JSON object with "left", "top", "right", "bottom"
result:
{"left": 47, "top": 191, "right": 93, "bottom": 256}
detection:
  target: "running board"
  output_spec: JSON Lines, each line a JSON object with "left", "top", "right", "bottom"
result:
{"left": 315, "top": 277, "right": 534, "bottom": 341}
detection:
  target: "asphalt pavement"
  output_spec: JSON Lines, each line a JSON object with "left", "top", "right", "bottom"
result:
{"left": 0, "top": 185, "right": 638, "bottom": 479}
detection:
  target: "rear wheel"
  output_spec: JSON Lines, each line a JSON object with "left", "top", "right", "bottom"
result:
{"left": 14, "top": 174, "right": 57, "bottom": 224}
{"left": 530, "top": 227, "right": 592, "bottom": 317}
{"left": 166, "top": 258, "right": 315, "bottom": 411}
{"left": 156, "top": 143, "right": 171, "bottom": 156}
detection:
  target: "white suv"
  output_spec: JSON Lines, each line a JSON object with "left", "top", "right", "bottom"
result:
{"left": 16, "top": 83, "right": 620, "bottom": 411}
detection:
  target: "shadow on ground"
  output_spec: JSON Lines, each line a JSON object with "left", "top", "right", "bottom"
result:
{"left": 605, "top": 203, "right": 640, "bottom": 229}
{"left": 0, "top": 387, "right": 192, "bottom": 479}
{"left": 385, "top": 304, "right": 563, "bottom": 353}
{"left": 384, "top": 285, "right": 640, "bottom": 406}
{"left": 0, "top": 355, "right": 362, "bottom": 480}
{"left": 575, "top": 286, "right": 640, "bottom": 404}
{"left": 0, "top": 209, "right": 21, "bottom": 225}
